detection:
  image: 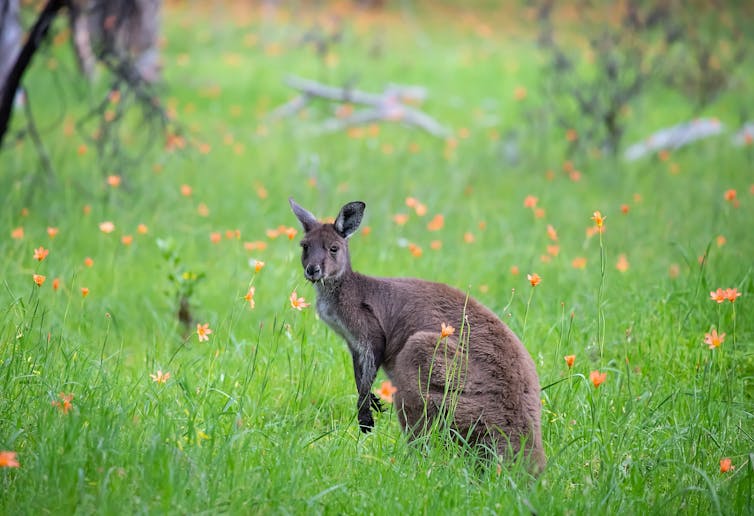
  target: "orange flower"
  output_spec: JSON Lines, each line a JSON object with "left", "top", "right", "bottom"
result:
{"left": 719, "top": 458, "right": 733, "bottom": 473}
{"left": 121, "top": 235, "right": 133, "bottom": 246}
{"left": 440, "top": 322, "right": 455, "bottom": 338}
{"left": 11, "top": 227, "right": 24, "bottom": 239}
{"left": 33, "top": 246, "right": 49, "bottom": 261}
{"left": 527, "top": 273, "right": 541, "bottom": 287}
{"left": 724, "top": 189, "right": 736, "bottom": 202}
{"left": 197, "top": 203, "right": 210, "bottom": 217}
{"left": 244, "top": 241, "right": 267, "bottom": 251}
{"left": 107, "top": 175, "right": 121, "bottom": 187}
{"left": 290, "top": 291, "right": 310, "bottom": 311}
{"left": 589, "top": 370, "right": 607, "bottom": 388}
{"left": 430, "top": 240, "right": 442, "bottom": 250}
{"left": 210, "top": 232, "right": 222, "bottom": 244}
{"left": 285, "top": 227, "right": 298, "bottom": 240}
{"left": 510, "top": 265, "right": 520, "bottom": 275}
{"left": 52, "top": 278, "right": 60, "bottom": 291}
{"left": 180, "top": 184, "right": 193, "bottom": 196}
{"left": 546, "top": 245, "right": 560, "bottom": 257}
{"left": 47, "top": 227, "right": 59, "bottom": 238}
{"left": 571, "top": 257, "right": 587, "bottom": 269}
{"left": 414, "top": 203, "right": 427, "bottom": 217}
{"left": 376, "top": 380, "right": 397, "bottom": 403}
{"left": 137, "top": 224, "right": 148, "bottom": 235}
{"left": 716, "top": 235, "right": 726, "bottom": 247}
{"left": 546, "top": 224, "right": 558, "bottom": 242}
{"left": 427, "top": 214, "right": 445, "bottom": 231}
{"left": 620, "top": 204, "right": 629, "bottom": 214}
{"left": 150, "top": 370, "right": 171, "bottom": 384}
{"left": 523, "top": 195, "right": 538, "bottom": 208}
{"left": 709, "top": 288, "right": 726, "bottom": 303}
{"left": 33, "top": 274, "right": 46, "bottom": 286}
{"left": 84, "top": 257, "right": 94, "bottom": 267}
{"left": 704, "top": 329, "right": 725, "bottom": 349}
{"left": 591, "top": 211, "right": 606, "bottom": 229}
{"left": 251, "top": 259, "right": 265, "bottom": 273}
{"left": 52, "top": 392, "right": 74, "bottom": 414}
{"left": 408, "top": 243, "right": 422, "bottom": 257}
{"left": 564, "top": 355, "right": 575, "bottom": 368}
{"left": 463, "top": 232, "right": 475, "bottom": 244}
{"left": 615, "top": 254, "right": 629, "bottom": 272}
{"left": 81, "top": 287, "right": 89, "bottom": 298}
{"left": 393, "top": 213, "right": 409, "bottom": 226}
{"left": 244, "top": 286, "right": 255, "bottom": 308}
{"left": 196, "top": 323, "right": 212, "bottom": 342}
{"left": 99, "top": 221, "right": 115, "bottom": 234}
{"left": 534, "top": 208, "right": 546, "bottom": 219}
{"left": 724, "top": 288, "right": 741, "bottom": 302}
{"left": 0, "top": 451, "right": 20, "bottom": 468}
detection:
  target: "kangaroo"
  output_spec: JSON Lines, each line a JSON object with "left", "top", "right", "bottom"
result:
{"left": 289, "top": 198, "right": 546, "bottom": 473}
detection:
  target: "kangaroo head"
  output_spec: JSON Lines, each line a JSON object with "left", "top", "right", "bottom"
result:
{"left": 289, "top": 198, "right": 365, "bottom": 282}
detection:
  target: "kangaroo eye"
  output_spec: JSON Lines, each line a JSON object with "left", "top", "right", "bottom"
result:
{"left": 329, "top": 245, "right": 339, "bottom": 254}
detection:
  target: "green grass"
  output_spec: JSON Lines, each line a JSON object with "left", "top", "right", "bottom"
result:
{"left": 1, "top": 2, "right": 753, "bottom": 514}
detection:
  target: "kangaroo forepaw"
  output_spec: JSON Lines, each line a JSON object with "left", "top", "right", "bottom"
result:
{"left": 358, "top": 410, "right": 375, "bottom": 433}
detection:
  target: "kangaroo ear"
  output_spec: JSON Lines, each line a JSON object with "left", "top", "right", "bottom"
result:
{"left": 334, "top": 201, "right": 365, "bottom": 239}
{"left": 289, "top": 198, "right": 319, "bottom": 233}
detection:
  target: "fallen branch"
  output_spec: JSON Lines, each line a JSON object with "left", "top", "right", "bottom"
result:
{"left": 270, "top": 76, "right": 449, "bottom": 138}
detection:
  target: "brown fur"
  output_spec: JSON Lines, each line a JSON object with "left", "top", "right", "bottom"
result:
{"left": 290, "top": 199, "right": 545, "bottom": 473}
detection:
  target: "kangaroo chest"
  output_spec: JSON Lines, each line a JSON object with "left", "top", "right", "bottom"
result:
{"left": 316, "top": 295, "right": 358, "bottom": 350}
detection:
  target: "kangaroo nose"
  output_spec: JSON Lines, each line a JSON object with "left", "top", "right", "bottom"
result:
{"left": 305, "top": 264, "right": 321, "bottom": 280}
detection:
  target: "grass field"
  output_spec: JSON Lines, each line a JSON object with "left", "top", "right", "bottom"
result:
{"left": 1, "top": 2, "right": 753, "bottom": 514}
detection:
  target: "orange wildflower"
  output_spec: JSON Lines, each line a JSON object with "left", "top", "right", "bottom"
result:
{"left": 180, "top": 184, "right": 193, "bottom": 196}
{"left": 47, "top": 227, "right": 59, "bottom": 238}
{"left": 405, "top": 197, "right": 418, "bottom": 208}
{"left": 430, "top": 240, "right": 442, "bottom": 250}
{"left": 290, "top": 291, "right": 310, "bottom": 311}
{"left": 546, "top": 224, "right": 558, "bottom": 242}
{"left": 376, "top": 380, "right": 397, "bottom": 403}
{"left": 724, "top": 288, "right": 741, "bottom": 302}
{"left": 523, "top": 195, "right": 538, "bottom": 209}
{"left": 716, "top": 235, "right": 726, "bottom": 247}
{"left": 99, "top": 221, "right": 115, "bottom": 234}
{"left": 463, "top": 232, "right": 475, "bottom": 244}
{"left": 0, "top": 451, "right": 20, "bottom": 468}
{"left": 546, "top": 245, "right": 560, "bottom": 257}
{"left": 52, "top": 278, "right": 60, "bottom": 291}
{"left": 33, "top": 274, "right": 46, "bottom": 286}
{"left": 572, "top": 257, "right": 587, "bottom": 269}
{"left": 52, "top": 392, "right": 74, "bottom": 414}
{"left": 107, "top": 175, "right": 121, "bottom": 187}
{"left": 527, "top": 273, "right": 541, "bottom": 287}
{"left": 265, "top": 228, "right": 280, "bottom": 239}
{"left": 510, "top": 265, "right": 520, "bottom": 275}
{"left": 440, "top": 322, "right": 455, "bottom": 338}
{"left": 244, "top": 286, "right": 255, "bottom": 308}
{"left": 414, "top": 203, "right": 427, "bottom": 217}
{"left": 210, "top": 232, "right": 222, "bottom": 244}
{"left": 81, "top": 287, "right": 89, "bottom": 298}
{"left": 564, "top": 355, "right": 575, "bottom": 368}
{"left": 723, "top": 189, "right": 736, "bottom": 202}
{"left": 197, "top": 203, "right": 210, "bottom": 217}
{"left": 408, "top": 243, "right": 422, "bottom": 257}
{"left": 668, "top": 264, "right": 680, "bottom": 278}
{"left": 616, "top": 254, "right": 629, "bottom": 272}
{"left": 704, "top": 329, "right": 725, "bottom": 349}
{"left": 11, "top": 227, "right": 24, "bottom": 239}
{"left": 591, "top": 211, "right": 606, "bottom": 229}
{"left": 196, "top": 323, "right": 212, "bottom": 342}
{"left": 137, "top": 224, "right": 148, "bottom": 234}
{"left": 534, "top": 208, "right": 546, "bottom": 219}
{"left": 620, "top": 204, "right": 629, "bottom": 214}
{"left": 84, "top": 257, "right": 94, "bottom": 267}
{"left": 150, "top": 370, "right": 171, "bottom": 384}
{"left": 121, "top": 235, "right": 133, "bottom": 246}
{"left": 589, "top": 370, "right": 607, "bottom": 388}
{"left": 244, "top": 241, "right": 267, "bottom": 251}
{"left": 426, "top": 214, "right": 445, "bottom": 232}
{"left": 393, "top": 214, "right": 409, "bottom": 226}
{"left": 285, "top": 227, "right": 298, "bottom": 240}
{"left": 720, "top": 458, "right": 733, "bottom": 473}
{"left": 33, "top": 246, "right": 49, "bottom": 261}
{"left": 252, "top": 259, "right": 265, "bottom": 273}
{"left": 709, "top": 288, "right": 726, "bottom": 303}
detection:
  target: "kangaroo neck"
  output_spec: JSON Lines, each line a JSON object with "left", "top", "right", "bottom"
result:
{"left": 313, "top": 269, "right": 354, "bottom": 300}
